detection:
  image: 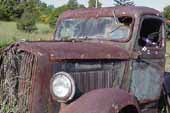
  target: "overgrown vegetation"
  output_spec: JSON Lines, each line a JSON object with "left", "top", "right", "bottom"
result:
{"left": 164, "top": 5, "right": 170, "bottom": 39}
{"left": 16, "top": 0, "right": 38, "bottom": 32}
{"left": 164, "top": 5, "right": 170, "bottom": 19}
{"left": 0, "top": 0, "right": 86, "bottom": 32}
{"left": 165, "top": 4, "right": 170, "bottom": 66}
{"left": 166, "top": 25, "right": 170, "bottom": 39}
{"left": 0, "top": 47, "right": 35, "bottom": 113}
{"left": 0, "top": 21, "right": 53, "bottom": 48}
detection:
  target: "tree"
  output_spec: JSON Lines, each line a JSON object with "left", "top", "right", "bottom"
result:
{"left": 113, "top": 0, "right": 134, "bottom": 6}
{"left": 0, "top": 0, "right": 17, "bottom": 20}
{"left": 49, "top": 1, "right": 85, "bottom": 28}
{"left": 49, "top": 5, "right": 67, "bottom": 28}
{"left": 0, "top": 0, "right": 41, "bottom": 21}
{"left": 164, "top": 5, "right": 170, "bottom": 19}
{"left": 16, "top": 0, "right": 38, "bottom": 32}
{"left": 88, "top": 0, "right": 102, "bottom": 8}
{"left": 163, "top": 5, "right": 170, "bottom": 39}
{"left": 38, "top": 2, "right": 55, "bottom": 23}
{"left": 17, "top": 10, "right": 37, "bottom": 32}
{"left": 68, "top": 0, "right": 79, "bottom": 9}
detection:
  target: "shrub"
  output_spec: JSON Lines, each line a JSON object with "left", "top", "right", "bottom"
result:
{"left": 49, "top": 14, "right": 57, "bottom": 28}
{"left": 39, "top": 15, "right": 50, "bottom": 24}
{"left": 16, "top": 9, "right": 37, "bottom": 32}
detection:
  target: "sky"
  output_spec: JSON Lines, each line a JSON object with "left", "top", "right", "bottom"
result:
{"left": 40, "top": 0, "right": 170, "bottom": 11}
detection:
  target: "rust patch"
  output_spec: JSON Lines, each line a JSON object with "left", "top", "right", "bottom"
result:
{"left": 60, "top": 88, "right": 140, "bottom": 113}
{"left": 11, "top": 41, "right": 133, "bottom": 61}
{"left": 59, "top": 6, "right": 160, "bottom": 20}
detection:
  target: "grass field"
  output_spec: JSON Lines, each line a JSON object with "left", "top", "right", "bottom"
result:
{"left": 0, "top": 21, "right": 54, "bottom": 48}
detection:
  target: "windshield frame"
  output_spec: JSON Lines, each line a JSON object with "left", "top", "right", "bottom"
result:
{"left": 53, "top": 16, "right": 135, "bottom": 43}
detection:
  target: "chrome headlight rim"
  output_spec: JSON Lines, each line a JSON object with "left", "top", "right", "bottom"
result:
{"left": 50, "top": 72, "right": 76, "bottom": 103}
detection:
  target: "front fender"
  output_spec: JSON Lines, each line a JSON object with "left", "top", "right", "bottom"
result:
{"left": 60, "top": 88, "right": 140, "bottom": 113}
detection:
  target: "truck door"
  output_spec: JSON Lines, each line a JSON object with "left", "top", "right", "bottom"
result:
{"left": 130, "top": 15, "right": 166, "bottom": 103}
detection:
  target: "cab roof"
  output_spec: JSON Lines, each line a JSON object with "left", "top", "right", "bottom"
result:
{"left": 59, "top": 6, "right": 161, "bottom": 20}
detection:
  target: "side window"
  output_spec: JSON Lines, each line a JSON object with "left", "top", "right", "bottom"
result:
{"left": 138, "top": 18, "right": 163, "bottom": 48}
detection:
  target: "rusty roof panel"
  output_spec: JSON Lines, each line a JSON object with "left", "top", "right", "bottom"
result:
{"left": 59, "top": 6, "right": 160, "bottom": 20}
{"left": 12, "top": 41, "right": 131, "bottom": 61}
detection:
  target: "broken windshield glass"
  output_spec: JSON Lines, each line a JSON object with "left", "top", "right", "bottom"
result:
{"left": 55, "top": 17, "right": 132, "bottom": 41}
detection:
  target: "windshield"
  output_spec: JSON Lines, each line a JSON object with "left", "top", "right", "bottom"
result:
{"left": 55, "top": 17, "right": 132, "bottom": 41}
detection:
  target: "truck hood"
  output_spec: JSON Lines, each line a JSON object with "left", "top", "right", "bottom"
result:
{"left": 9, "top": 41, "right": 134, "bottom": 61}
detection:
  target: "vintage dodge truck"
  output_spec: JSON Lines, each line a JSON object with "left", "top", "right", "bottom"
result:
{"left": 0, "top": 6, "right": 170, "bottom": 113}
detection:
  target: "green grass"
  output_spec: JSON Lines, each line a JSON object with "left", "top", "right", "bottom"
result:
{"left": 166, "top": 40, "right": 170, "bottom": 72}
{"left": 0, "top": 21, "right": 54, "bottom": 48}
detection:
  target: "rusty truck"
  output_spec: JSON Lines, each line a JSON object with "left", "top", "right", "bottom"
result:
{"left": 0, "top": 6, "right": 170, "bottom": 113}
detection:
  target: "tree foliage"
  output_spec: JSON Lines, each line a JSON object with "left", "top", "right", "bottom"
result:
{"left": 49, "top": 0, "right": 85, "bottom": 28}
{"left": 68, "top": 0, "right": 79, "bottom": 9}
{"left": 164, "top": 5, "right": 170, "bottom": 19}
{"left": 0, "top": 0, "right": 86, "bottom": 30}
{"left": 113, "top": 0, "right": 134, "bottom": 6}
{"left": 16, "top": 0, "right": 38, "bottom": 32}
{"left": 163, "top": 5, "right": 170, "bottom": 39}
{"left": 88, "top": 0, "right": 102, "bottom": 8}
{"left": 49, "top": 5, "right": 70, "bottom": 28}
{"left": 0, "top": 0, "right": 17, "bottom": 20}
{"left": 166, "top": 25, "right": 170, "bottom": 39}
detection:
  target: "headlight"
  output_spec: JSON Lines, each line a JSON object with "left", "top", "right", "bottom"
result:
{"left": 50, "top": 72, "right": 75, "bottom": 103}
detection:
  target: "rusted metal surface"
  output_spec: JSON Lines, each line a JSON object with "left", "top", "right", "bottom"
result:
{"left": 58, "top": 6, "right": 160, "bottom": 20}
{"left": 28, "top": 52, "right": 59, "bottom": 113}
{"left": 0, "top": 45, "right": 59, "bottom": 113}
{"left": 13, "top": 41, "right": 134, "bottom": 60}
{"left": 60, "top": 88, "right": 140, "bottom": 113}
{"left": 130, "top": 60, "right": 163, "bottom": 102}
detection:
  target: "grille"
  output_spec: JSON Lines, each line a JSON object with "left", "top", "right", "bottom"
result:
{"left": 53, "top": 61, "right": 123, "bottom": 93}
{"left": 0, "top": 48, "right": 36, "bottom": 113}
{"left": 70, "top": 70, "right": 116, "bottom": 92}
